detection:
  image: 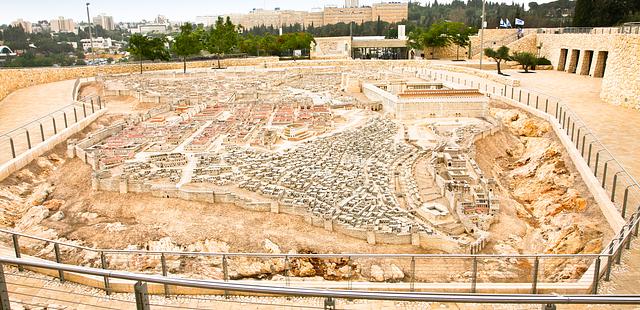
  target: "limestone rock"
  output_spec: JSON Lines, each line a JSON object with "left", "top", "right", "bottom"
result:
{"left": 36, "top": 157, "right": 54, "bottom": 170}
{"left": 28, "top": 183, "right": 53, "bottom": 206}
{"left": 105, "top": 222, "right": 126, "bottom": 233}
{"left": 370, "top": 264, "right": 385, "bottom": 282}
{"left": 50, "top": 211, "right": 65, "bottom": 221}
{"left": 42, "top": 199, "right": 65, "bottom": 211}
{"left": 16, "top": 205, "right": 49, "bottom": 231}
{"left": 264, "top": 239, "right": 281, "bottom": 254}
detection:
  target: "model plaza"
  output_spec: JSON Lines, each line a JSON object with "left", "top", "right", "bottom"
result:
{"left": 69, "top": 67, "right": 499, "bottom": 252}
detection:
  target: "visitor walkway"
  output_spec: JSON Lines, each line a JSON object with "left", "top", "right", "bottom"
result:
{"left": 0, "top": 79, "right": 76, "bottom": 134}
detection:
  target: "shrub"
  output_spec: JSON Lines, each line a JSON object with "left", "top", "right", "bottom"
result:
{"left": 536, "top": 57, "right": 552, "bottom": 65}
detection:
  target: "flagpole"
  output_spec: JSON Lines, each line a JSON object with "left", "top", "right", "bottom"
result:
{"left": 479, "top": 0, "right": 486, "bottom": 70}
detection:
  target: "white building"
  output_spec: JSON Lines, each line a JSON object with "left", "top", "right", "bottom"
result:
{"left": 11, "top": 19, "right": 33, "bottom": 33}
{"left": 93, "top": 14, "right": 115, "bottom": 31}
{"left": 50, "top": 17, "right": 77, "bottom": 33}
{"left": 130, "top": 24, "right": 168, "bottom": 34}
{"left": 362, "top": 80, "right": 489, "bottom": 119}
{"left": 196, "top": 16, "right": 220, "bottom": 27}
{"left": 80, "top": 37, "right": 113, "bottom": 51}
{"left": 345, "top": 0, "right": 359, "bottom": 8}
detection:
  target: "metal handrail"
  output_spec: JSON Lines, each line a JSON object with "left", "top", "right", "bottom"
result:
{"left": 0, "top": 228, "right": 611, "bottom": 259}
{"left": 0, "top": 102, "right": 90, "bottom": 138}
{"left": 1, "top": 256, "right": 639, "bottom": 304}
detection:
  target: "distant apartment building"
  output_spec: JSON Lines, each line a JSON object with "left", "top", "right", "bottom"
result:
{"left": 195, "top": 16, "right": 220, "bottom": 27}
{"left": 345, "top": 0, "right": 360, "bottom": 8}
{"left": 11, "top": 19, "right": 33, "bottom": 33}
{"left": 93, "top": 14, "right": 115, "bottom": 31}
{"left": 207, "top": 2, "right": 407, "bottom": 30}
{"left": 130, "top": 24, "right": 168, "bottom": 34}
{"left": 50, "top": 17, "right": 77, "bottom": 33}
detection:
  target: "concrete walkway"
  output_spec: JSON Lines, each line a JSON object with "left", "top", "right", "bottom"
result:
{"left": 0, "top": 79, "right": 76, "bottom": 134}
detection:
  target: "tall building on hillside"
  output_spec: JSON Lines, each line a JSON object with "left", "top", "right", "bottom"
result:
{"left": 93, "top": 14, "right": 115, "bottom": 31}
{"left": 345, "top": 0, "right": 360, "bottom": 8}
{"left": 11, "top": 19, "right": 33, "bottom": 33}
{"left": 218, "top": 2, "right": 408, "bottom": 29}
{"left": 50, "top": 17, "right": 77, "bottom": 33}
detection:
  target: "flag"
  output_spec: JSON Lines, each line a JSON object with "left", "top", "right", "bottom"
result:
{"left": 515, "top": 18, "right": 525, "bottom": 26}
{"left": 505, "top": 19, "right": 512, "bottom": 28}
{"left": 500, "top": 18, "right": 506, "bottom": 28}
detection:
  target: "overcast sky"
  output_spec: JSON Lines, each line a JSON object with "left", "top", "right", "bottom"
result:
{"left": 2, "top": 0, "right": 557, "bottom": 24}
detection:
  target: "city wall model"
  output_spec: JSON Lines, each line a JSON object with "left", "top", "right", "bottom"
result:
{"left": 60, "top": 64, "right": 522, "bottom": 255}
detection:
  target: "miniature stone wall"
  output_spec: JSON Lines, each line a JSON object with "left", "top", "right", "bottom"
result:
{"left": 0, "top": 57, "right": 279, "bottom": 102}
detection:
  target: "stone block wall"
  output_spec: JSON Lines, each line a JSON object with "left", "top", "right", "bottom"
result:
{"left": 0, "top": 57, "right": 279, "bottom": 102}
{"left": 537, "top": 33, "right": 640, "bottom": 109}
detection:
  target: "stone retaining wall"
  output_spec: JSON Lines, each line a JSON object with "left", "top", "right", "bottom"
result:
{"left": 0, "top": 57, "right": 279, "bottom": 102}
{"left": 536, "top": 34, "right": 640, "bottom": 109}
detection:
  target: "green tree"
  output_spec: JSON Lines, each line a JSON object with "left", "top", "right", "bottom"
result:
{"left": 484, "top": 46, "right": 511, "bottom": 75}
{"left": 407, "top": 21, "right": 451, "bottom": 59}
{"left": 447, "top": 22, "right": 476, "bottom": 60}
{"left": 128, "top": 34, "right": 170, "bottom": 74}
{"left": 171, "top": 23, "right": 203, "bottom": 73}
{"left": 205, "top": 17, "right": 239, "bottom": 68}
{"left": 511, "top": 51, "right": 538, "bottom": 73}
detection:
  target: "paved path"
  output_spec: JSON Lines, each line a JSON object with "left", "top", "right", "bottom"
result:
{"left": 0, "top": 79, "right": 76, "bottom": 134}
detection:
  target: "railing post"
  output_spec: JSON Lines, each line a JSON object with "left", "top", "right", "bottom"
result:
{"left": 284, "top": 255, "right": 290, "bottom": 287}
{"left": 555, "top": 103, "right": 559, "bottom": 119}
{"left": 39, "top": 123, "right": 45, "bottom": 142}
{"left": 0, "top": 263, "right": 11, "bottom": 310}
{"left": 134, "top": 281, "right": 151, "bottom": 310}
{"left": 52, "top": 117, "right": 57, "bottom": 135}
{"left": 83, "top": 104, "right": 87, "bottom": 118}
{"left": 535, "top": 96, "right": 539, "bottom": 109}
{"left": 471, "top": 256, "right": 477, "bottom": 293}
{"left": 9, "top": 138, "right": 15, "bottom": 159}
{"left": 511, "top": 87, "right": 514, "bottom": 99}
{"left": 54, "top": 243, "right": 65, "bottom": 283}
{"left": 100, "top": 251, "right": 111, "bottom": 295}
{"left": 531, "top": 257, "right": 539, "bottom": 294}
{"left": 222, "top": 254, "right": 229, "bottom": 281}
{"left": 527, "top": 93, "right": 530, "bottom": 105}
{"left": 25, "top": 130, "right": 31, "bottom": 150}
{"left": 410, "top": 256, "right": 416, "bottom": 292}
{"left": 11, "top": 234, "right": 22, "bottom": 272}
{"left": 587, "top": 143, "right": 593, "bottom": 167}
{"left": 605, "top": 242, "right": 614, "bottom": 281}
{"left": 592, "top": 257, "right": 601, "bottom": 294}
{"left": 519, "top": 89, "right": 522, "bottom": 102}
{"left": 545, "top": 99, "right": 549, "bottom": 113}
{"left": 575, "top": 129, "right": 581, "bottom": 149}
{"left": 63, "top": 112, "right": 68, "bottom": 129}
{"left": 91, "top": 99, "right": 95, "bottom": 114}
{"left": 504, "top": 85, "right": 507, "bottom": 97}
{"left": 616, "top": 233, "right": 624, "bottom": 264}
{"left": 602, "top": 161, "right": 609, "bottom": 188}
{"left": 74, "top": 107, "right": 78, "bottom": 123}
{"left": 594, "top": 152, "right": 601, "bottom": 176}
{"left": 611, "top": 173, "right": 620, "bottom": 202}
{"left": 622, "top": 187, "right": 630, "bottom": 219}
{"left": 161, "top": 253, "right": 169, "bottom": 297}
{"left": 571, "top": 122, "right": 575, "bottom": 141}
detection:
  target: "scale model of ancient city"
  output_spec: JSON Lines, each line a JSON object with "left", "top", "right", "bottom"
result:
{"left": 1, "top": 13, "right": 639, "bottom": 307}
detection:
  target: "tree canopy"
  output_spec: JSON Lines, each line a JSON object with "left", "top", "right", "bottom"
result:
{"left": 484, "top": 46, "right": 511, "bottom": 75}
{"left": 171, "top": 23, "right": 203, "bottom": 73}
{"left": 128, "top": 33, "right": 170, "bottom": 73}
